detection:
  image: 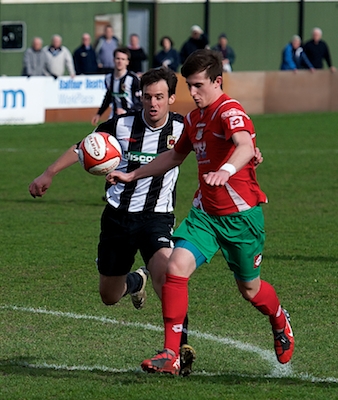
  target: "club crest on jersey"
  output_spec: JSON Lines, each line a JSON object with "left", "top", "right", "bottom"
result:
{"left": 167, "top": 135, "right": 176, "bottom": 149}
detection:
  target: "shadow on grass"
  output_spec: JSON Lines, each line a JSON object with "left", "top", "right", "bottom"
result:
{"left": 0, "top": 358, "right": 336, "bottom": 390}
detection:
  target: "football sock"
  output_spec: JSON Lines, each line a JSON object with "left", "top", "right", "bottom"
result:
{"left": 124, "top": 271, "right": 142, "bottom": 296}
{"left": 180, "top": 314, "right": 189, "bottom": 347}
{"left": 162, "top": 273, "right": 189, "bottom": 355}
{"left": 250, "top": 280, "right": 286, "bottom": 331}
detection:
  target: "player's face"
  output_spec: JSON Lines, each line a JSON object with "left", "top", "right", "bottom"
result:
{"left": 142, "top": 80, "right": 175, "bottom": 128}
{"left": 185, "top": 70, "right": 223, "bottom": 109}
{"left": 114, "top": 52, "right": 129, "bottom": 71}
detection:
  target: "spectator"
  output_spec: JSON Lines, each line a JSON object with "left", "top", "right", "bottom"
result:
{"left": 179, "top": 25, "right": 208, "bottom": 65}
{"left": 153, "top": 36, "right": 179, "bottom": 72}
{"left": 44, "top": 35, "right": 75, "bottom": 78}
{"left": 212, "top": 33, "right": 235, "bottom": 72}
{"left": 73, "top": 33, "right": 98, "bottom": 75}
{"left": 303, "top": 27, "right": 336, "bottom": 72}
{"left": 22, "top": 37, "right": 48, "bottom": 77}
{"left": 280, "top": 35, "right": 315, "bottom": 71}
{"left": 95, "top": 25, "right": 119, "bottom": 74}
{"left": 91, "top": 47, "right": 142, "bottom": 126}
{"left": 128, "top": 33, "right": 148, "bottom": 75}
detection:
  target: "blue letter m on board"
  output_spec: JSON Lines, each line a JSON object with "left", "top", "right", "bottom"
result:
{"left": 2, "top": 90, "right": 25, "bottom": 108}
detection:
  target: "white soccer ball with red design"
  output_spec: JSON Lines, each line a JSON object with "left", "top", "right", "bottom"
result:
{"left": 78, "top": 132, "right": 122, "bottom": 175}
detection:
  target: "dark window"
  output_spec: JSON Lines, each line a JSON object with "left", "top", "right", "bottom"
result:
{"left": 1, "top": 22, "right": 26, "bottom": 51}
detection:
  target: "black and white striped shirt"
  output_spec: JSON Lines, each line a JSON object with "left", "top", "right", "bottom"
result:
{"left": 98, "top": 71, "right": 142, "bottom": 118}
{"left": 97, "top": 110, "right": 184, "bottom": 213}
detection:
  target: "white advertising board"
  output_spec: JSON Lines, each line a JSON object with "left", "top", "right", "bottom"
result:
{"left": 0, "top": 76, "right": 45, "bottom": 124}
{"left": 43, "top": 75, "right": 106, "bottom": 109}
{"left": 0, "top": 75, "right": 107, "bottom": 125}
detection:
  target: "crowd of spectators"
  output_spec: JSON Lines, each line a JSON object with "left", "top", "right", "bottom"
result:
{"left": 22, "top": 24, "right": 335, "bottom": 79}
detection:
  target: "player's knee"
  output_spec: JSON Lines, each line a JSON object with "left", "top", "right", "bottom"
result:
{"left": 240, "top": 290, "right": 254, "bottom": 301}
{"left": 238, "top": 285, "right": 260, "bottom": 301}
{"left": 100, "top": 290, "right": 121, "bottom": 306}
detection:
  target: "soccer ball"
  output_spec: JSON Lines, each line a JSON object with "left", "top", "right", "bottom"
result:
{"left": 78, "top": 132, "right": 122, "bottom": 175}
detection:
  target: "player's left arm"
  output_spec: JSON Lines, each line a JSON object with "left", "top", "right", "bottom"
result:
{"left": 203, "top": 130, "right": 255, "bottom": 186}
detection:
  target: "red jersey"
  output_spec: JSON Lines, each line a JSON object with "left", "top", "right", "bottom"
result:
{"left": 174, "top": 93, "right": 267, "bottom": 216}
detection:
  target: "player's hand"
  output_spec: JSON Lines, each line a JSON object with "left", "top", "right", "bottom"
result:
{"left": 203, "top": 170, "right": 230, "bottom": 186}
{"left": 106, "top": 171, "right": 133, "bottom": 185}
{"left": 254, "top": 147, "right": 263, "bottom": 168}
{"left": 29, "top": 173, "right": 53, "bottom": 198}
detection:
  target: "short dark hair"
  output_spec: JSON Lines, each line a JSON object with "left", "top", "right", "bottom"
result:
{"left": 160, "top": 36, "right": 174, "bottom": 47}
{"left": 141, "top": 67, "right": 178, "bottom": 97}
{"left": 181, "top": 49, "right": 223, "bottom": 82}
{"left": 113, "top": 46, "right": 131, "bottom": 60}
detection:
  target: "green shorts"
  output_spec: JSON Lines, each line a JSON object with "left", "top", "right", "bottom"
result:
{"left": 173, "top": 206, "right": 265, "bottom": 281}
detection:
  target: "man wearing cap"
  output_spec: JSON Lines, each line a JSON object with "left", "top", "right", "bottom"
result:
{"left": 212, "top": 33, "right": 236, "bottom": 72}
{"left": 179, "top": 25, "right": 209, "bottom": 64}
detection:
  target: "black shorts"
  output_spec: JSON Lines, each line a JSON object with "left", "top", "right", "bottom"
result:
{"left": 97, "top": 205, "right": 175, "bottom": 276}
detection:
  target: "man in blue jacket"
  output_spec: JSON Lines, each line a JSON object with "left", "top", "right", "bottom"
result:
{"left": 280, "top": 35, "right": 314, "bottom": 71}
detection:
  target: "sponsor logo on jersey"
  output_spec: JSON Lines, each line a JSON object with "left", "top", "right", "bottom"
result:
{"left": 254, "top": 253, "right": 262, "bottom": 268}
{"left": 111, "top": 91, "right": 128, "bottom": 98}
{"left": 124, "top": 151, "right": 157, "bottom": 163}
{"left": 167, "top": 135, "right": 176, "bottom": 149}
{"left": 221, "top": 108, "right": 250, "bottom": 120}
{"left": 158, "top": 237, "right": 170, "bottom": 243}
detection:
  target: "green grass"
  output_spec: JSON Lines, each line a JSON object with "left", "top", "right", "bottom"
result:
{"left": 1, "top": 114, "right": 338, "bottom": 399}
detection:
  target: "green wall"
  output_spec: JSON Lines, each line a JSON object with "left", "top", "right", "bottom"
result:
{"left": 1, "top": 1, "right": 337, "bottom": 76}
{"left": 0, "top": 2, "right": 122, "bottom": 76}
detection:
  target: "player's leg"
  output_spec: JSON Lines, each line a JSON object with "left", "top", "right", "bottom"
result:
{"left": 97, "top": 205, "right": 147, "bottom": 306}
{"left": 146, "top": 247, "right": 194, "bottom": 376}
{"left": 141, "top": 207, "right": 216, "bottom": 375}
{"left": 236, "top": 276, "right": 294, "bottom": 364}
{"left": 146, "top": 247, "right": 171, "bottom": 298}
{"left": 221, "top": 206, "right": 294, "bottom": 364}
{"left": 141, "top": 246, "right": 196, "bottom": 375}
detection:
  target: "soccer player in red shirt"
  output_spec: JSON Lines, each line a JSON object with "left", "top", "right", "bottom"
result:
{"left": 107, "top": 49, "right": 294, "bottom": 375}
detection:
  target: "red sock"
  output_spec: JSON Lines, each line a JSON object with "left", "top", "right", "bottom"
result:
{"left": 162, "top": 273, "right": 189, "bottom": 355}
{"left": 250, "top": 280, "right": 286, "bottom": 331}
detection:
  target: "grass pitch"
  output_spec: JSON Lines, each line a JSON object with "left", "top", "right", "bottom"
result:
{"left": 1, "top": 113, "right": 338, "bottom": 399}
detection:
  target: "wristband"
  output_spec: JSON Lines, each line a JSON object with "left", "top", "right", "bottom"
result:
{"left": 220, "top": 163, "right": 236, "bottom": 176}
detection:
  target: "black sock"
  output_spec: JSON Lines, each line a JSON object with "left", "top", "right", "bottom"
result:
{"left": 124, "top": 271, "right": 142, "bottom": 296}
{"left": 180, "top": 314, "right": 189, "bottom": 346}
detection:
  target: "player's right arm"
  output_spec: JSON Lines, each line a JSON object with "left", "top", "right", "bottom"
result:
{"left": 29, "top": 145, "right": 78, "bottom": 198}
{"left": 106, "top": 148, "right": 187, "bottom": 185}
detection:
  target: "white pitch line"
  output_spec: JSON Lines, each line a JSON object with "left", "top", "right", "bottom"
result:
{"left": 2, "top": 304, "right": 286, "bottom": 373}
{"left": 1, "top": 304, "right": 337, "bottom": 383}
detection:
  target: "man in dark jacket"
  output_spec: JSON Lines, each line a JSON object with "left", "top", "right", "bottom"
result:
{"left": 73, "top": 33, "right": 98, "bottom": 75}
{"left": 179, "top": 25, "right": 208, "bottom": 65}
{"left": 303, "top": 27, "right": 336, "bottom": 72}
